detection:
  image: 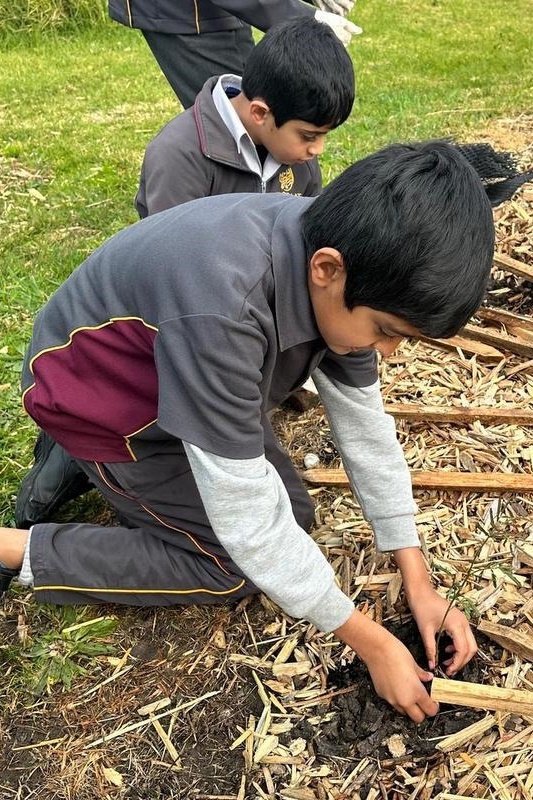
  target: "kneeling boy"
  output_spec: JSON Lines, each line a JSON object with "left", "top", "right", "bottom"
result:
{"left": 1, "top": 141, "right": 494, "bottom": 722}
{"left": 16, "top": 17, "right": 355, "bottom": 528}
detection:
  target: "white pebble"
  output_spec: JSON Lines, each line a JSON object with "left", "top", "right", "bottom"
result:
{"left": 303, "top": 453, "right": 320, "bottom": 469}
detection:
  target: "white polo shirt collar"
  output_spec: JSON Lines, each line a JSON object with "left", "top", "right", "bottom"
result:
{"left": 212, "top": 74, "right": 281, "bottom": 184}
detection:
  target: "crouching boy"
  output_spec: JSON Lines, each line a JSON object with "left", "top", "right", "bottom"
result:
{"left": 1, "top": 140, "right": 494, "bottom": 722}
{"left": 15, "top": 16, "right": 355, "bottom": 528}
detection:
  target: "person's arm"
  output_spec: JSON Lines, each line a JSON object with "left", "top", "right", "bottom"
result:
{"left": 206, "top": 0, "right": 308, "bottom": 29}
{"left": 136, "top": 116, "right": 213, "bottom": 217}
{"left": 206, "top": 0, "right": 361, "bottom": 44}
{"left": 183, "top": 441, "right": 355, "bottom": 632}
{"left": 313, "top": 365, "right": 478, "bottom": 674}
{"left": 334, "top": 609, "right": 437, "bottom": 722}
{"left": 313, "top": 365, "right": 420, "bottom": 551}
{"left": 394, "top": 547, "right": 478, "bottom": 675}
{"left": 184, "top": 439, "right": 442, "bottom": 722}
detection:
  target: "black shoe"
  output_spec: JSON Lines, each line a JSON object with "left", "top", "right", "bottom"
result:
{"left": 15, "top": 431, "right": 92, "bottom": 528}
{"left": 0, "top": 562, "right": 19, "bottom": 598}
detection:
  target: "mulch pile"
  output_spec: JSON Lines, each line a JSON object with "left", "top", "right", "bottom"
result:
{"left": 1, "top": 116, "right": 532, "bottom": 800}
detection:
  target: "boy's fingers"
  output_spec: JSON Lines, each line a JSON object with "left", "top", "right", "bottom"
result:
{"left": 404, "top": 688, "right": 439, "bottom": 723}
{"left": 417, "top": 698, "right": 439, "bottom": 720}
{"left": 415, "top": 665, "right": 434, "bottom": 683}
{"left": 416, "top": 685, "right": 439, "bottom": 718}
{"left": 345, "top": 19, "right": 363, "bottom": 34}
{"left": 443, "top": 626, "right": 478, "bottom": 675}
{"left": 420, "top": 630, "right": 437, "bottom": 671}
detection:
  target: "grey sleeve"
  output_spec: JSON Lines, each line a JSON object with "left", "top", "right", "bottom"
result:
{"left": 183, "top": 441, "right": 355, "bottom": 632}
{"left": 206, "top": 0, "right": 315, "bottom": 30}
{"left": 135, "top": 117, "right": 213, "bottom": 218}
{"left": 313, "top": 367, "right": 420, "bottom": 552}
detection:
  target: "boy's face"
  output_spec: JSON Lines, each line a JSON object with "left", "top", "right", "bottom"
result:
{"left": 308, "top": 248, "right": 420, "bottom": 357}
{"left": 252, "top": 102, "right": 331, "bottom": 164}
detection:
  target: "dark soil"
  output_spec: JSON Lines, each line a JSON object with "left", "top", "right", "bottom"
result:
{"left": 0, "top": 601, "right": 263, "bottom": 799}
{"left": 485, "top": 272, "right": 533, "bottom": 315}
{"left": 310, "top": 619, "right": 493, "bottom": 762}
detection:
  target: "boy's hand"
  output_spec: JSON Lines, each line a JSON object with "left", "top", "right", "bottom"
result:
{"left": 393, "top": 547, "right": 478, "bottom": 676}
{"left": 314, "top": 9, "right": 362, "bottom": 45}
{"left": 334, "top": 610, "right": 438, "bottom": 723}
{"left": 407, "top": 587, "right": 478, "bottom": 676}
{"left": 314, "top": 0, "right": 355, "bottom": 19}
{"left": 364, "top": 632, "right": 438, "bottom": 723}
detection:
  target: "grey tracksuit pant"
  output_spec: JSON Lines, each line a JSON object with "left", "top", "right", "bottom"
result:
{"left": 142, "top": 26, "right": 255, "bottom": 109}
{"left": 30, "top": 417, "right": 314, "bottom": 606}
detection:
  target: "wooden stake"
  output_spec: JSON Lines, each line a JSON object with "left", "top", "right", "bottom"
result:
{"left": 383, "top": 402, "right": 533, "bottom": 426}
{"left": 302, "top": 468, "right": 533, "bottom": 493}
{"left": 431, "top": 677, "right": 533, "bottom": 716}
{"left": 476, "top": 305, "right": 533, "bottom": 333}
{"left": 493, "top": 252, "right": 533, "bottom": 281}
{"left": 460, "top": 324, "right": 533, "bottom": 359}
{"left": 420, "top": 334, "right": 502, "bottom": 360}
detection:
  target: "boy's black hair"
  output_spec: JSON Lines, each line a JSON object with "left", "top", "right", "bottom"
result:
{"left": 301, "top": 140, "right": 495, "bottom": 338}
{"left": 241, "top": 18, "right": 355, "bottom": 129}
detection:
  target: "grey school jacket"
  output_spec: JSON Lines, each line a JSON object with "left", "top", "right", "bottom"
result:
{"left": 135, "top": 76, "right": 322, "bottom": 218}
{"left": 109, "top": 0, "right": 315, "bottom": 35}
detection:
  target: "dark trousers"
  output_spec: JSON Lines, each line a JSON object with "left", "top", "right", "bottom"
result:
{"left": 142, "top": 26, "right": 255, "bottom": 109}
{"left": 30, "top": 417, "right": 315, "bottom": 606}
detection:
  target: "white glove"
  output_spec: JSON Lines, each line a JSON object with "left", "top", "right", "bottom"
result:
{"left": 315, "top": 8, "right": 362, "bottom": 46}
{"left": 314, "top": 0, "right": 355, "bottom": 19}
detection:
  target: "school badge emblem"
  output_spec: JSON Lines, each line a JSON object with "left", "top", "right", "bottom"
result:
{"left": 279, "top": 167, "right": 295, "bottom": 192}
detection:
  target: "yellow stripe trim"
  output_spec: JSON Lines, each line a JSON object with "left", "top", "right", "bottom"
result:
{"left": 26, "top": 316, "right": 158, "bottom": 375}
{"left": 139, "top": 502, "right": 231, "bottom": 573}
{"left": 95, "top": 463, "right": 231, "bottom": 575}
{"left": 22, "top": 316, "right": 160, "bottom": 457}
{"left": 35, "top": 580, "right": 246, "bottom": 596}
{"left": 123, "top": 417, "right": 159, "bottom": 461}
{"left": 193, "top": 0, "right": 200, "bottom": 34}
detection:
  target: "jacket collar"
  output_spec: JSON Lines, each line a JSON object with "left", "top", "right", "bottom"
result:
{"left": 271, "top": 197, "right": 322, "bottom": 352}
{"left": 193, "top": 76, "right": 251, "bottom": 170}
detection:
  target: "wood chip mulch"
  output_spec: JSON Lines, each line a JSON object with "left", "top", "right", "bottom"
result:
{"left": 1, "top": 116, "right": 532, "bottom": 800}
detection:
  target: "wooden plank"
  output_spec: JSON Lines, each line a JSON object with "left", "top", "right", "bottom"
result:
{"left": 494, "top": 252, "right": 533, "bottom": 281}
{"left": 476, "top": 619, "right": 533, "bottom": 662}
{"left": 460, "top": 324, "right": 533, "bottom": 359}
{"left": 420, "top": 334, "right": 503, "bottom": 361}
{"left": 384, "top": 402, "right": 533, "bottom": 426}
{"left": 302, "top": 468, "right": 533, "bottom": 493}
{"left": 477, "top": 305, "right": 533, "bottom": 333}
{"left": 431, "top": 677, "right": 533, "bottom": 716}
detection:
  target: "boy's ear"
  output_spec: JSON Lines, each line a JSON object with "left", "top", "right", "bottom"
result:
{"left": 309, "top": 248, "right": 345, "bottom": 288}
{"left": 249, "top": 99, "right": 272, "bottom": 126}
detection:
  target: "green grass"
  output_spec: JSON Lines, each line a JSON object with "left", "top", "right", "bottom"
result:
{"left": 5, "top": 608, "right": 118, "bottom": 695}
{"left": 1, "top": 0, "right": 532, "bottom": 521}
{"left": 0, "top": 0, "right": 107, "bottom": 43}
